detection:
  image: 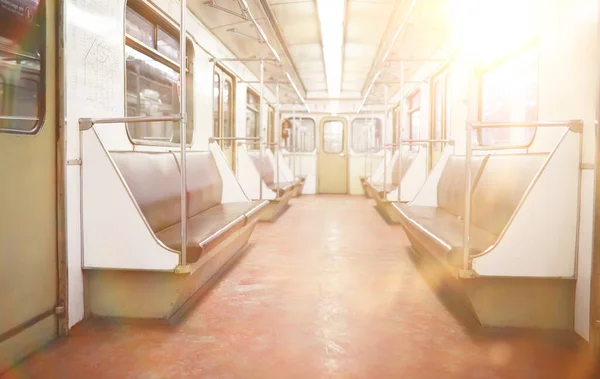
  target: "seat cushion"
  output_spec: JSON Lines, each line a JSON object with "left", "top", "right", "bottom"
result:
{"left": 404, "top": 212, "right": 497, "bottom": 267}
{"left": 393, "top": 203, "right": 447, "bottom": 227}
{"left": 156, "top": 202, "right": 262, "bottom": 263}
{"left": 267, "top": 181, "right": 296, "bottom": 193}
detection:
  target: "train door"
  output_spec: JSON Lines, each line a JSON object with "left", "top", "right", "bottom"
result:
{"left": 0, "top": 0, "right": 61, "bottom": 373}
{"left": 318, "top": 117, "right": 348, "bottom": 193}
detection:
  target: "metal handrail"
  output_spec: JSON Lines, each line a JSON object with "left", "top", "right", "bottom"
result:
{"left": 210, "top": 136, "right": 260, "bottom": 141}
{"left": 79, "top": 115, "right": 183, "bottom": 131}
{"left": 462, "top": 120, "right": 583, "bottom": 273}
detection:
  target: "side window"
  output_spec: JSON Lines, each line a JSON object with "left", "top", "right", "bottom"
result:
{"left": 478, "top": 48, "right": 538, "bottom": 147}
{"left": 0, "top": 1, "right": 45, "bottom": 134}
{"left": 283, "top": 117, "right": 315, "bottom": 152}
{"left": 246, "top": 90, "right": 260, "bottom": 148}
{"left": 351, "top": 117, "right": 382, "bottom": 153}
{"left": 432, "top": 69, "right": 451, "bottom": 149}
{"left": 213, "top": 72, "right": 220, "bottom": 137}
{"left": 125, "top": 3, "right": 194, "bottom": 145}
{"left": 408, "top": 90, "right": 421, "bottom": 150}
{"left": 213, "top": 66, "right": 235, "bottom": 148}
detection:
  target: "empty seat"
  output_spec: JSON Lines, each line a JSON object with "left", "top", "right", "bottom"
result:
{"left": 249, "top": 153, "right": 298, "bottom": 196}
{"left": 396, "top": 153, "right": 547, "bottom": 267}
{"left": 367, "top": 151, "right": 416, "bottom": 194}
{"left": 112, "top": 151, "right": 267, "bottom": 264}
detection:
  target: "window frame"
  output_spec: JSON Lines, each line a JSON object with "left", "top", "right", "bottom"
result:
{"left": 430, "top": 66, "right": 451, "bottom": 150}
{"left": 476, "top": 45, "right": 539, "bottom": 149}
{"left": 283, "top": 116, "right": 316, "bottom": 153}
{"left": 0, "top": 0, "right": 46, "bottom": 135}
{"left": 322, "top": 119, "right": 345, "bottom": 154}
{"left": 350, "top": 117, "right": 383, "bottom": 154}
{"left": 213, "top": 64, "right": 235, "bottom": 148}
{"left": 124, "top": 1, "right": 194, "bottom": 146}
{"left": 246, "top": 89, "right": 260, "bottom": 140}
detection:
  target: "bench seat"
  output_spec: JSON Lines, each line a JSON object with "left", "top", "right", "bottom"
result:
{"left": 112, "top": 150, "right": 267, "bottom": 263}
{"left": 249, "top": 153, "right": 299, "bottom": 197}
{"left": 156, "top": 201, "right": 267, "bottom": 263}
{"left": 396, "top": 153, "right": 547, "bottom": 270}
{"left": 365, "top": 151, "right": 416, "bottom": 199}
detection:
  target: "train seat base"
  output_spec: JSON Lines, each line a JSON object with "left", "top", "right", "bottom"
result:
{"left": 397, "top": 152, "right": 577, "bottom": 329}
{"left": 84, "top": 150, "right": 267, "bottom": 321}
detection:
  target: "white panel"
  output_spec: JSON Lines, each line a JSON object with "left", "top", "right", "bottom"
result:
{"left": 209, "top": 142, "right": 249, "bottom": 203}
{"left": 236, "top": 145, "right": 276, "bottom": 200}
{"left": 65, "top": 0, "right": 128, "bottom": 327}
{"left": 410, "top": 145, "right": 453, "bottom": 207}
{"left": 386, "top": 148, "right": 428, "bottom": 202}
{"left": 473, "top": 131, "right": 579, "bottom": 277}
{"left": 271, "top": 1, "right": 320, "bottom": 45}
{"left": 66, "top": 166, "right": 84, "bottom": 327}
{"left": 575, "top": 171, "right": 594, "bottom": 340}
{"left": 81, "top": 129, "right": 179, "bottom": 270}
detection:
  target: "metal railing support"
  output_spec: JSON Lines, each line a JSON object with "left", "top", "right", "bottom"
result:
{"left": 179, "top": 0, "right": 188, "bottom": 266}
{"left": 383, "top": 85, "right": 389, "bottom": 195}
{"left": 396, "top": 61, "right": 405, "bottom": 203}
{"left": 276, "top": 82, "right": 280, "bottom": 195}
{"left": 259, "top": 59, "right": 265, "bottom": 200}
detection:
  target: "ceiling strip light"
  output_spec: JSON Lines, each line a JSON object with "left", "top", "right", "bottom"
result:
{"left": 316, "top": 0, "right": 345, "bottom": 98}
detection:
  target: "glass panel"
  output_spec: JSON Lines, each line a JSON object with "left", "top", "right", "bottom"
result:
{"left": 126, "top": 7, "right": 155, "bottom": 48}
{"left": 479, "top": 48, "right": 538, "bottom": 146}
{"left": 247, "top": 90, "right": 259, "bottom": 107}
{"left": 157, "top": 27, "right": 179, "bottom": 61}
{"left": 433, "top": 79, "right": 443, "bottom": 149}
{"left": 223, "top": 79, "right": 232, "bottom": 147}
{"left": 284, "top": 117, "right": 315, "bottom": 152}
{"left": 125, "top": 46, "right": 180, "bottom": 143}
{"left": 0, "top": 1, "right": 44, "bottom": 133}
{"left": 323, "top": 120, "right": 344, "bottom": 154}
{"left": 213, "top": 72, "right": 220, "bottom": 137}
{"left": 410, "top": 110, "right": 421, "bottom": 151}
{"left": 409, "top": 91, "right": 421, "bottom": 109}
{"left": 246, "top": 108, "right": 258, "bottom": 149}
{"left": 351, "top": 118, "right": 382, "bottom": 153}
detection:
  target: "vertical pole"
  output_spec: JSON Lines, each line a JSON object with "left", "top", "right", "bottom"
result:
{"left": 370, "top": 109, "right": 375, "bottom": 176}
{"left": 259, "top": 59, "right": 264, "bottom": 200}
{"left": 179, "top": 0, "right": 188, "bottom": 266}
{"left": 383, "top": 85, "right": 388, "bottom": 198}
{"left": 292, "top": 107, "right": 297, "bottom": 177}
{"left": 364, "top": 114, "right": 368, "bottom": 178}
{"left": 463, "top": 122, "right": 473, "bottom": 271}
{"left": 276, "top": 83, "right": 280, "bottom": 195}
{"left": 396, "top": 61, "right": 404, "bottom": 203}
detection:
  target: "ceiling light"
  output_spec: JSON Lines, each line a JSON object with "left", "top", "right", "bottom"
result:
{"left": 316, "top": 0, "right": 345, "bottom": 98}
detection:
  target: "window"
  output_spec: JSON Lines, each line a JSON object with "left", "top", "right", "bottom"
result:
{"left": 267, "top": 105, "right": 275, "bottom": 146}
{"left": 213, "top": 65, "right": 234, "bottom": 148}
{"left": 408, "top": 91, "right": 421, "bottom": 150}
{"left": 125, "top": 3, "right": 193, "bottom": 145}
{"left": 0, "top": 0, "right": 45, "bottom": 134}
{"left": 478, "top": 48, "right": 538, "bottom": 147}
{"left": 351, "top": 117, "right": 382, "bottom": 153}
{"left": 432, "top": 69, "right": 451, "bottom": 149}
{"left": 322, "top": 120, "right": 344, "bottom": 154}
{"left": 246, "top": 90, "right": 260, "bottom": 148}
{"left": 283, "top": 117, "right": 315, "bottom": 152}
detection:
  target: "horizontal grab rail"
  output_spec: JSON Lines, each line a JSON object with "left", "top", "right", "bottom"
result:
{"left": 79, "top": 115, "right": 183, "bottom": 131}
{"left": 470, "top": 120, "right": 583, "bottom": 133}
{"left": 209, "top": 136, "right": 261, "bottom": 141}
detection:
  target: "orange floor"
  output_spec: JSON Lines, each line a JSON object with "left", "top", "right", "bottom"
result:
{"left": 3, "top": 195, "right": 597, "bottom": 378}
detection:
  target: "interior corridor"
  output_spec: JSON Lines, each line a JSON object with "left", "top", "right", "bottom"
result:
{"left": 2, "top": 195, "right": 595, "bottom": 378}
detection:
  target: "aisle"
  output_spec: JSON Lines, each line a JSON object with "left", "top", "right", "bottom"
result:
{"left": 2, "top": 195, "right": 593, "bottom": 378}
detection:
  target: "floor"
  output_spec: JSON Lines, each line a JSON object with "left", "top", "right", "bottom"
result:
{"left": 3, "top": 195, "right": 597, "bottom": 378}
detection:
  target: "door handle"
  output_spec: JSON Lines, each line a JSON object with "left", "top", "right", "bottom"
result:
{"left": 339, "top": 153, "right": 346, "bottom": 157}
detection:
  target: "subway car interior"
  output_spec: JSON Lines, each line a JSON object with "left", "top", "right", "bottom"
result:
{"left": 3, "top": 0, "right": 600, "bottom": 377}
